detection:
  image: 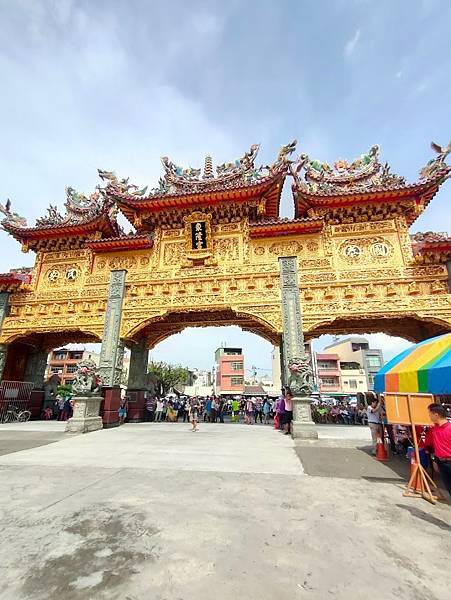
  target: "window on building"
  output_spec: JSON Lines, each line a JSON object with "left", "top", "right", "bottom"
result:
{"left": 53, "top": 352, "right": 67, "bottom": 361}
{"left": 317, "top": 361, "right": 337, "bottom": 370}
{"left": 50, "top": 366, "right": 61, "bottom": 373}
{"left": 340, "top": 361, "right": 361, "bottom": 370}
{"left": 349, "top": 380, "right": 357, "bottom": 389}
{"left": 352, "top": 342, "right": 368, "bottom": 351}
{"left": 366, "top": 356, "right": 382, "bottom": 368}
{"left": 320, "top": 377, "right": 339, "bottom": 386}
{"left": 231, "top": 361, "right": 243, "bottom": 371}
{"left": 66, "top": 365, "right": 78, "bottom": 373}
{"left": 230, "top": 376, "right": 244, "bottom": 385}
{"left": 70, "top": 352, "right": 83, "bottom": 360}
{"left": 65, "top": 379, "right": 74, "bottom": 385}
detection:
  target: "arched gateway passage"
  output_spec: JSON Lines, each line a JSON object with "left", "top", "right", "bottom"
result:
{"left": 0, "top": 140, "right": 450, "bottom": 430}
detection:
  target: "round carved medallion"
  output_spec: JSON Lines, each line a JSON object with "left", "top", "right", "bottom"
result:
{"left": 343, "top": 244, "right": 361, "bottom": 258}
{"left": 47, "top": 269, "right": 60, "bottom": 282}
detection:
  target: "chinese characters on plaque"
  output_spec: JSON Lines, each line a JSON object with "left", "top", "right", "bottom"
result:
{"left": 191, "top": 221, "right": 207, "bottom": 250}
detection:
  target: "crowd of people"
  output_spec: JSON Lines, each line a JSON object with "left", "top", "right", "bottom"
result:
{"left": 41, "top": 395, "right": 74, "bottom": 421}
{"left": 312, "top": 402, "right": 368, "bottom": 425}
{"left": 139, "top": 395, "right": 276, "bottom": 426}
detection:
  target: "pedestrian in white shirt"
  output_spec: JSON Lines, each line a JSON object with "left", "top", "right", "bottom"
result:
{"left": 155, "top": 398, "right": 164, "bottom": 422}
{"left": 367, "top": 397, "right": 382, "bottom": 455}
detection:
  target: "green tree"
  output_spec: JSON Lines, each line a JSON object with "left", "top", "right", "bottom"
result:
{"left": 147, "top": 361, "right": 191, "bottom": 396}
{"left": 57, "top": 384, "right": 72, "bottom": 398}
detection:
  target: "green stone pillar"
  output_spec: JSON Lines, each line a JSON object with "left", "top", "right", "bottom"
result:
{"left": 24, "top": 348, "right": 49, "bottom": 388}
{"left": 128, "top": 338, "right": 149, "bottom": 390}
{"left": 98, "top": 270, "right": 127, "bottom": 387}
{"left": 279, "top": 256, "right": 317, "bottom": 439}
{"left": 0, "top": 292, "right": 10, "bottom": 381}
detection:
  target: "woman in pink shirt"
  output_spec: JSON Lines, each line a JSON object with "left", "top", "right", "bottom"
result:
{"left": 284, "top": 389, "right": 294, "bottom": 436}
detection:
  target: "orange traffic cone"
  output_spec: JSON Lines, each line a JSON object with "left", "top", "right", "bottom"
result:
{"left": 409, "top": 457, "right": 422, "bottom": 492}
{"left": 375, "top": 437, "right": 388, "bottom": 461}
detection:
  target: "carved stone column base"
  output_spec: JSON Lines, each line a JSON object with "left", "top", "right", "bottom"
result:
{"left": 292, "top": 421, "right": 319, "bottom": 440}
{"left": 291, "top": 396, "right": 318, "bottom": 440}
{"left": 65, "top": 396, "right": 103, "bottom": 434}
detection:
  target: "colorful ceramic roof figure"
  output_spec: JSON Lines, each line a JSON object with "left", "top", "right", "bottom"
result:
{"left": 411, "top": 231, "right": 451, "bottom": 264}
{"left": 0, "top": 268, "right": 32, "bottom": 292}
{"left": 374, "top": 333, "right": 451, "bottom": 395}
{"left": 291, "top": 141, "right": 451, "bottom": 225}
{"left": 0, "top": 187, "right": 121, "bottom": 251}
{"left": 100, "top": 142, "right": 297, "bottom": 230}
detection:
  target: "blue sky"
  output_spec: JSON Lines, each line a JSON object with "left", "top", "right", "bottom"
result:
{"left": 1, "top": 0, "right": 450, "bottom": 373}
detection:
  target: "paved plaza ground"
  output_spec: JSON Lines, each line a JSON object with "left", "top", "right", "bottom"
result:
{"left": 0, "top": 422, "right": 450, "bottom": 600}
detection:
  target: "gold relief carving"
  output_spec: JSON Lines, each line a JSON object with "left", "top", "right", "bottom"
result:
{"left": 324, "top": 286, "right": 335, "bottom": 300}
{"left": 265, "top": 276, "right": 275, "bottom": 289}
{"left": 247, "top": 277, "right": 256, "bottom": 290}
{"left": 254, "top": 246, "right": 266, "bottom": 256}
{"left": 214, "top": 237, "right": 240, "bottom": 261}
{"left": 365, "top": 283, "right": 376, "bottom": 297}
{"left": 339, "top": 237, "right": 394, "bottom": 265}
{"left": 162, "top": 228, "right": 184, "bottom": 239}
{"left": 408, "top": 281, "right": 420, "bottom": 295}
{"left": 162, "top": 242, "right": 184, "bottom": 266}
{"left": 386, "top": 283, "right": 397, "bottom": 296}
{"left": 216, "top": 222, "right": 242, "bottom": 233}
{"left": 431, "top": 280, "right": 446, "bottom": 294}
{"left": 332, "top": 221, "right": 396, "bottom": 235}
{"left": 269, "top": 240, "right": 302, "bottom": 255}
{"left": 299, "top": 258, "right": 331, "bottom": 269}
{"left": 343, "top": 285, "right": 354, "bottom": 299}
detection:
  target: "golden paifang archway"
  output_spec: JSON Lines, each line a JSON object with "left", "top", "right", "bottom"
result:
{"left": 0, "top": 139, "right": 450, "bottom": 426}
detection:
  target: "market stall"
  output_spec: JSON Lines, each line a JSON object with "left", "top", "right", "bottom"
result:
{"left": 374, "top": 332, "right": 451, "bottom": 503}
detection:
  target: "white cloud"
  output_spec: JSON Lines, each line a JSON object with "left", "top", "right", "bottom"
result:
{"left": 343, "top": 29, "right": 361, "bottom": 58}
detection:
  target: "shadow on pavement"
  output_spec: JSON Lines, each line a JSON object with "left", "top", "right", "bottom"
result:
{"left": 395, "top": 504, "right": 451, "bottom": 532}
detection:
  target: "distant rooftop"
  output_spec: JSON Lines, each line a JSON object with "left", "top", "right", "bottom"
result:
{"left": 324, "top": 336, "right": 369, "bottom": 350}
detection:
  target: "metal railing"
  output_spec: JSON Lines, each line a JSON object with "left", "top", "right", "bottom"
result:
{"left": 0, "top": 381, "right": 34, "bottom": 423}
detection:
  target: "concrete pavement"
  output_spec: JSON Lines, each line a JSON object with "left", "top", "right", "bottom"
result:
{"left": 0, "top": 422, "right": 449, "bottom": 600}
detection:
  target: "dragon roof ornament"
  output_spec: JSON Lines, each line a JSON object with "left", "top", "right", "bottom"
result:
{"left": 34, "top": 186, "right": 108, "bottom": 228}
{"left": 411, "top": 231, "right": 450, "bottom": 244}
{"left": 0, "top": 199, "right": 28, "bottom": 229}
{"left": 1, "top": 184, "right": 120, "bottom": 235}
{"left": 98, "top": 141, "right": 297, "bottom": 198}
{"left": 291, "top": 141, "right": 450, "bottom": 195}
{"left": 291, "top": 144, "right": 407, "bottom": 194}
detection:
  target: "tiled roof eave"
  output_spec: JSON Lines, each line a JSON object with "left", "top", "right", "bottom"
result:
{"left": 110, "top": 172, "right": 285, "bottom": 208}
{"left": 3, "top": 213, "right": 118, "bottom": 241}
{"left": 294, "top": 174, "right": 446, "bottom": 203}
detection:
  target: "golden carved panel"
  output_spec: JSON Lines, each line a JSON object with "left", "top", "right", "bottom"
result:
{"left": 2, "top": 214, "right": 451, "bottom": 347}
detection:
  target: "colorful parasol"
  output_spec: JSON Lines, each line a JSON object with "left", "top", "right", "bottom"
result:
{"left": 374, "top": 332, "right": 451, "bottom": 395}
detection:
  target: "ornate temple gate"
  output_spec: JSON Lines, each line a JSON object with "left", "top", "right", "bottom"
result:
{"left": 0, "top": 140, "right": 450, "bottom": 428}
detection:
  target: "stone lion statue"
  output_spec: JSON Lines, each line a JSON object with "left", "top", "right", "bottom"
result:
{"left": 72, "top": 360, "right": 102, "bottom": 397}
{"left": 287, "top": 354, "right": 313, "bottom": 397}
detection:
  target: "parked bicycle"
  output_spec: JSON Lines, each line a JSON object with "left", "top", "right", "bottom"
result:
{"left": 3, "top": 405, "right": 31, "bottom": 423}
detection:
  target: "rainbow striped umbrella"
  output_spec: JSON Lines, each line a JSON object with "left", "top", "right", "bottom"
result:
{"left": 374, "top": 333, "right": 451, "bottom": 395}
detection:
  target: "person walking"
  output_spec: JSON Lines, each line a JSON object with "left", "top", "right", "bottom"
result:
{"left": 118, "top": 397, "right": 128, "bottom": 425}
{"left": 144, "top": 396, "right": 156, "bottom": 422}
{"left": 366, "top": 397, "right": 382, "bottom": 455}
{"left": 155, "top": 397, "right": 164, "bottom": 422}
{"left": 211, "top": 397, "right": 218, "bottom": 423}
{"left": 254, "top": 397, "right": 263, "bottom": 424}
{"left": 245, "top": 397, "right": 255, "bottom": 425}
{"left": 189, "top": 396, "right": 200, "bottom": 432}
{"left": 204, "top": 397, "right": 212, "bottom": 422}
{"left": 275, "top": 393, "right": 285, "bottom": 430}
{"left": 425, "top": 403, "right": 451, "bottom": 497}
{"left": 218, "top": 397, "right": 225, "bottom": 423}
{"left": 263, "top": 398, "right": 271, "bottom": 425}
{"left": 284, "top": 389, "right": 294, "bottom": 436}
{"left": 231, "top": 398, "right": 240, "bottom": 422}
